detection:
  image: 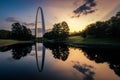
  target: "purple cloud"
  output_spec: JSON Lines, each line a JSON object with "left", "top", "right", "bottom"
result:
{"left": 73, "top": 0, "right": 97, "bottom": 18}
{"left": 22, "top": 22, "right": 35, "bottom": 26}
{"left": 5, "top": 17, "right": 19, "bottom": 22}
{"left": 5, "top": 17, "right": 35, "bottom": 27}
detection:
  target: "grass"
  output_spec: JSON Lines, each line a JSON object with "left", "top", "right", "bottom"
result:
{"left": 0, "top": 39, "right": 33, "bottom": 47}
{"left": 0, "top": 39, "right": 18, "bottom": 45}
{"left": 1, "top": 36, "right": 120, "bottom": 47}
{"left": 68, "top": 36, "right": 120, "bottom": 44}
{"left": 68, "top": 36, "right": 84, "bottom": 43}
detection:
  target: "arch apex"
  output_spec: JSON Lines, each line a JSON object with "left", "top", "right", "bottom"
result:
{"left": 35, "top": 6, "right": 45, "bottom": 38}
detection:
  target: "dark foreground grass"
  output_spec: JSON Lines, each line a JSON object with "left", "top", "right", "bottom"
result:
{"left": 67, "top": 36, "right": 120, "bottom": 48}
{"left": 0, "top": 39, "right": 18, "bottom": 45}
{"left": 0, "top": 39, "right": 33, "bottom": 47}
{"left": 68, "top": 36, "right": 120, "bottom": 45}
{"left": 1, "top": 36, "right": 120, "bottom": 48}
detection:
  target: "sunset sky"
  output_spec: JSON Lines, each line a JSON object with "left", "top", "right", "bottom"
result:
{"left": 0, "top": 0, "right": 120, "bottom": 32}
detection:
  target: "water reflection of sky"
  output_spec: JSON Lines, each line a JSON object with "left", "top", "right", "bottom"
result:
{"left": 0, "top": 43, "right": 119, "bottom": 80}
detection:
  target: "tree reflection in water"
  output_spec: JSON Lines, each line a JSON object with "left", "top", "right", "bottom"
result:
{"left": 0, "top": 43, "right": 33, "bottom": 60}
{"left": 80, "top": 47, "right": 120, "bottom": 77}
{"left": 11, "top": 44, "right": 32, "bottom": 60}
{"left": 43, "top": 43, "right": 69, "bottom": 61}
{"left": 0, "top": 42, "right": 119, "bottom": 76}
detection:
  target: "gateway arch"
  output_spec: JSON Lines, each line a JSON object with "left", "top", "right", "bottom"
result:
{"left": 35, "top": 7, "right": 46, "bottom": 72}
{"left": 35, "top": 7, "right": 45, "bottom": 38}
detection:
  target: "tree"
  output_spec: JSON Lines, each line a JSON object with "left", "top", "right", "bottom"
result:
{"left": 80, "top": 11, "right": 120, "bottom": 39}
{"left": 0, "top": 30, "right": 11, "bottom": 39}
{"left": 43, "top": 31, "right": 54, "bottom": 40}
{"left": 11, "top": 23, "right": 33, "bottom": 40}
{"left": 43, "top": 21, "right": 70, "bottom": 41}
{"left": 53, "top": 21, "right": 70, "bottom": 40}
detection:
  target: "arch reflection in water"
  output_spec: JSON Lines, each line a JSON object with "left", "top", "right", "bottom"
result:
{"left": 35, "top": 42, "right": 45, "bottom": 72}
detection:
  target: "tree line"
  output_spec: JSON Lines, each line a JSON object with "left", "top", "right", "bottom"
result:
{"left": 0, "top": 23, "right": 33, "bottom": 40}
{"left": 0, "top": 30, "right": 11, "bottom": 39}
{"left": 79, "top": 11, "right": 120, "bottom": 39}
{"left": 0, "top": 21, "right": 70, "bottom": 41}
{"left": 43, "top": 21, "right": 70, "bottom": 41}
{"left": 52, "top": 11, "right": 120, "bottom": 40}
{"left": 1, "top": 11, "right": 120, "bottom": 41}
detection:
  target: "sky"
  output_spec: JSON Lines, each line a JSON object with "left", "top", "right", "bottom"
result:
{"left": 0, "top": 0, "right": 120, "bottom": 32}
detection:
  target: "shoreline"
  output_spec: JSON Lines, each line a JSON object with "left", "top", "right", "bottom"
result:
{"left": 68, "top": 43, "right": 120, "bottom": 49}
{"left": 1, "top": 41, "right": 120, "bottom": 49}
{"left": 43, "top": 41, "right": 120, "bottom": 49}
{"left": 0, "top": 39, "right": 120, "bottom": 49}
{"left": 0, "top": 40, "right": 34, "bottom": 48}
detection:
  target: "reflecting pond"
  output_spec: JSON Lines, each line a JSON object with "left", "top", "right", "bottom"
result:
{"left": 0, "top": 43, "right": 120, "bottom": 80}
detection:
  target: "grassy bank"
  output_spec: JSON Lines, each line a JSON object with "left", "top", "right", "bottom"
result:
{"left": 1, "top": 36, "right": 120, "bottom": 48}
{"left": 0, "top": 39, "right": 18, "bottom": 44}
{"left": 43, "top": 36, "right": 120, "bottom": 44}
{"left": 67, "top": 36, "right": 120, "bottom": 48}
{"left": 68, "top": 36, "right": 120, "bottom": 44}
{"left": 0, "top": 39, "right": 33, "bottom": 47}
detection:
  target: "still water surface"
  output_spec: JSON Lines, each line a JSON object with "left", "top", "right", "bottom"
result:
{"left": 0, "top": 43, "right": 119, "bottom": 80}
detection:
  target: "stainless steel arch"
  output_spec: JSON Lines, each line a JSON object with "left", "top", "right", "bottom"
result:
{"left": 35, "top": 7, "right": 45, "bottom": 38}
{"left": 35, "top": 7, "right": 46, "bottom": 72}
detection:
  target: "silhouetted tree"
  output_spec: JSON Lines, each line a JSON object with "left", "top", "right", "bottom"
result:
{"left": 43, "top": 21, "right": 70, "bottom": 41}
{"left": 43, "top": 31, "right": 54, "bottom": 40}
{"left": 69, "top": 31, "right": 81, "bottom": 37}
{"left": 0, "top": 30, "right": 11, "bottom": 39}
{"left": 79, "top": 11, "right": 120, "bottom": 39}
{"left": 11, "top": 23, "right": 33, "bottom": 40}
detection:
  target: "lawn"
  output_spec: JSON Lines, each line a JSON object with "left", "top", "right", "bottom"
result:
{"left": 0, "top": 39, "right": 33, "bottom": 47}
{"left": 1, "top": 36, "right": 120, "bottom": 47}
{"left": 68, "top": 36, "right": 120, "bottom": 44}
{"left": 0, "top": 39, "right": 18, "bottom": 45}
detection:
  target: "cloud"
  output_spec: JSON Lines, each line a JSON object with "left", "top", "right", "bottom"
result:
{"left": 72, "top": 61, "right": 95, "bottom": 80}
{"left": 22, "top": 22, "right": 35, "bottom": 26}
{"left": 31, "top": 28, "right": 42, "bottom": 33}
{"left": 31, "top": 28, "right": 51, "bottom": 36}
{"left": 31, "top": 28, "right": 51, "bottom": 33}
{"left": 72, "top": 0, "right": 97, "bottom": 18}
{"left": 5, "top": 17, "right": 19, "bottom": 22}
{"left": 46, "top": 29, "right": 52, "bottom": 32}
{"left": 5, "top": 17, "right": 35, "bottom": 27}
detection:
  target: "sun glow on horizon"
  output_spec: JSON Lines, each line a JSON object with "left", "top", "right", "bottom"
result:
{"left": 65, "top": 18, "right": 96, "bottom": 32}
{"left": 0, "top": 0, "right": 120, "bottom": 33}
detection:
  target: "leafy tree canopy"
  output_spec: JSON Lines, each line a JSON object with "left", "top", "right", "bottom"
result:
{"left": 0, "top": 30, "right": 11, "bottom": 39}
{"left": 79, "top": 11, "right": 120, "bottom": 39}
{"left": 43, "top": 21, "right": 70, "bottom": 41}
{"left": 11, "top": 23, "right": 33, "bottom": 40}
